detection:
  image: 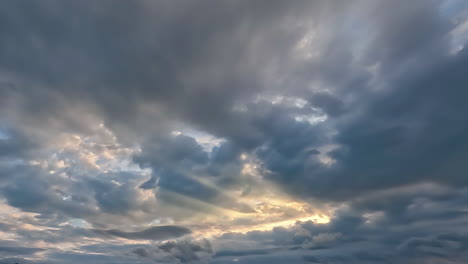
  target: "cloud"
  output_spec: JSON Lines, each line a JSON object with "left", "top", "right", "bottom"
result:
{"left": 134, "top": 134, "right": 255, "bottom": 213}
{"left": 130, "top": 239, "right": 213, "bottom": 264}
{"left": 268, "top": 49, "right": 468, "bottom": 201}
{"left": 94, "top": 225, "right": 192, "bottom": 240}
{"left": 210, "top": 182, "right": 468, "bottom": 263}
{"left": 0, "top": 0, "right": 468, "bottom": 263}
{"left": 0, "top": 246, "right": 45, "bottom": 255}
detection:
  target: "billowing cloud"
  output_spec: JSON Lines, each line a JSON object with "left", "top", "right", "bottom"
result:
{"left": 1, "top": 0, "right": 468, "bottom": 263}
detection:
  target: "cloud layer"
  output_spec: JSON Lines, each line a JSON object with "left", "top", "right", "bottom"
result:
{"left": 1, "top": 0, "right": 468, "bottom": 263}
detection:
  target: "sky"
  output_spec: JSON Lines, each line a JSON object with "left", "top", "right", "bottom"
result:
{"left": 1, "top": 0, "right": 468, "bottom": 263}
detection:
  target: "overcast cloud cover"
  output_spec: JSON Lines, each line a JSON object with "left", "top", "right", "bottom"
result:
{"left": 1, "top": 0, "right": 468, "bottom": 263}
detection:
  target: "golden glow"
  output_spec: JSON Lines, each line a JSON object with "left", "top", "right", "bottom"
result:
{"left": 187, "top": 193, "right": 331, "bottom": 238}
{"left": 7, "top": 128, "right": 334, "bottom": 253}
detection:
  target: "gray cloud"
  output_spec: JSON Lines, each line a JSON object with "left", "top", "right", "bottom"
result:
{"left": 93, "top": 225, "right": 191, "bottom": 241}
{"left": 0, "top": 0, "right": 468, "bottom": 263}
{"left": 212, "top": 190, "right": 468, "bottom": 263}
{"left": 134, "top": 134, "right": 255, "bottom": 213}
{"left": 0, "top": 246, "right": 45, "bottom": 256}
{"left": 129, "top": 239, "right": 213, "bottom": 264}
{"left": 268, "top": 49, "right": 468, "bottom": 201}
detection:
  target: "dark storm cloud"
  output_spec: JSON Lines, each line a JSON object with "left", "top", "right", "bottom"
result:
{"left": 94, "top": 225, "right": 191, "bottom": 241}
{"left": 308, "top": 92, "right": 346, "bottom": 117}
{"left": 0, "top": 0, "right": 340, "bottom": 141}
{"left": 302, "top": 255, "right": 320, "bottom": 263}
{"left": 131, "top": 247, "right": 149, "bottom": 257}
{"left": 0, "top": 0, "right": 468, "bottom": 263}
{"left": 155, "top": 170, "right": 255, "bottom": 213}
{"left": 231, "top": 1, "right": 468, "bottom": 201}
{"left": 0, "top": 257, "right": 51, "bottom": 264}
{"left": 135, "top": 134, "right": 255, "bottom": 213}
{"left": 0, "top": 128, "right": 36, "bottom": 160}
{"left": 0, "top": 0, "right": 339, "bottom": 208}
{"left": 129, "top": 239, "right": 213, "bottom": 263}
{"left": 364, "top": 0, "right": 452, "bottom": 71}
{"left": 87, "top": 177, "right": 143, "bottom": 215}
{"left": 214, "top": 248, "right": 273, "bottom": 258}
{"left": 0, "top": 164, "right": 96, "bottom": 218}
{"left": 267, "top": 48, "right": 468, "bottom": 201}
{"left": 212, "top": 188, "right": 468, "bottom": 263}
{"left": 157, "top": 239, "right": 213, "bottom": 262}
{"left": 0, "top": 246, "right": 44, "bottom": 255}
{"left": 0, "top": 0, "right": 464, "bottom": 204}
{"left": 135, "top": 135, "right": 209, "bottom": 170}
{"left": 0, "top": 157, "right": 150, "bottom": 229}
